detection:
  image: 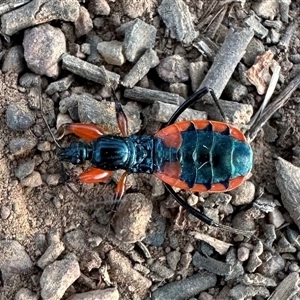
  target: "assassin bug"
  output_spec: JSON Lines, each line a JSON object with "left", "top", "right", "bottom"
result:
{"left": 57, "top": 87, "right": 253, "bottom": 236}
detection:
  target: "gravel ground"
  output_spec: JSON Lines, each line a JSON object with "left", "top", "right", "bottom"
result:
{"left": 1, "top": 0, "right": 300, "bottom": 299}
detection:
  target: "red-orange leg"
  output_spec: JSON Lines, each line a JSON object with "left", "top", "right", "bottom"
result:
{"left": 114, "top": 172, "right": 128, "bottom": 205}
{"left": 79, "top": 168, "right": 112, "bottom": 183}
{"left": 63, "top": 123, "right": 105, "bottom": 142}
{"left": 112, "top": 90, "right": 128, "bottom": 136}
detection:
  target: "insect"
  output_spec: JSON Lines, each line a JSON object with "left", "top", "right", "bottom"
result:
{"left": 57, "top": 87, "right": 253, "bottom": 235}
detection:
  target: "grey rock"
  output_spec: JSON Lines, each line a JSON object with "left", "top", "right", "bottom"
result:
{"left": 252, "top": 0, "right": 279, "bottom": 20}
{"left": 15, "top": 160, "right": 35, "bottom": 180}
{"left": 263, "top": 20, "right": 283, "bottom": 31}
{"left": 45, "top": 75, "right": 74, "bottom": 95}
{"left": 189, "top": 61, "right": 209, "bottom": 92}
{"left": 2, "top": 45, "right": 25, "bottom": 74}
{"left": 230, "top": 284, "right": 270, "bottom": 300}
{"left": 253, "top": 197, "right": 276, "bottom": 213}
{"left": 0, "top": 240, "right": 33, "bottom": 283}
{"left": 77, "top": 94, "right": 141, "bottom": 135}
{"left": 37, "top": 141, "right": 51, "bottom": 152}
{"left": 243, "top": 273, "right": 277, "bottom": 287}
{"left": 224, "top": 79, "right": 248, "bottom": 102}
{"left": 262, "top": 224, "right": 277, "bottom": 248}
{"left": 63, "top": 229, "right": 88, "bottom": 253}
{"left": 152, "top": 271, "right": 217, "bottom": 300}
{"left": 230, "top": 181, "right": 255, "bottom": 206}
{"left": 166, "top": 250, "right": 181, "bottom": 271}
{"left": 193, "top": 252, "right": 232, "bottom": 276}
{"left": 269, "top": 207, "right": 285, "bottom": 228}
{"left": 113, "top": 193, "right": 153, "bottom": 243}
{"left": 23, "top": 24, "right": 66, "bottom": 77}
{"left": 74, "top": 6, "right": 93, "bottom": 38}
{"left": 123, "top": 49, "right": 159, "bottom": 88}
{"left": 97, "top": 40, "right": 125, "bottom": 66}
{"left": 245, "top": 13, "right": 269, "bottom": 39}
{"left": 108, "top": 250, "right": 151, "bottom": 298}
{"left": 143, "top": 212, "right": 166, "bottom": 247}
{"left": 0, "top": 206, "right": 11, "bottom": 220}
{"left": 276, "top": 235, "right": 297, "bottom": 253}
{"left": 180, "top": 252, "right": 192, "bottom": 269}
{"left": 15, "top": 288, "right": 38, "bottom": 300}
{"left": 40, "top": 258, "right": 80, "bottom": 300}
{"left": 150, "top": 176, "right": 165, "bottom": 198}
{"left": 123, "top": 18, "right": 156, "bottom": 62}
{"left": 169, "top": 83, "right": 189, "bottom": 99}
{"left": 237, "top": 246, "right": 250, "bottom": 262}
{"left": 225, "top": 248, "right": 244, "bottom": 280}
{"left": 88, "top": 0, "right": 110, "bottom": 16}
{"left": 156, "top": 55, "right": 189, "bottom": 83}
{"left": 86, "top": 35, "right": 103, "bottom": 64}
{"left": 19, "top": 73, "right": 41, "bottom": 88}
{"left": 66, "top": 288, "right": 119, "bottom": 300}
{"left": 6, "top": 102, "right": 35, "bottom": 131}
{"left": 46, "top": 174, "right": 63, "bottom": 186}
{"left": 243, "top": 37, "right": 265, "bottom": 66}
{"left": 150, "top": 261, "right": 174, "bottom": 279}
{"left": 269, "top": 28, "right": 281, "bottom": 44}
{"left": 121, "top": 0, "right": 149, "bottom": 18}
{"left": 286, "top": 227, "right": 300, "bottom": 250}
{"left": 246, "top": 241, "right": 263, "bottom": 273}
{"left": 158, "top": 0, "right": 198, "bottom": 44}
{"left": 37, "top": 241, "right": 65, "bottom": 269}
{"left": 8, "top": 137, "right": 38, "bottom": 155}
{"left": 276, "top": 157, "right": 300, "bottom": 231}
{"left": 1, "top": 0, "right": 80, "bottom": 36}
{"left": 20, "top": 171, "right": 43, "bottom": 187}
{"left": 257, "top": 254, "right": 285, "bottom": 277}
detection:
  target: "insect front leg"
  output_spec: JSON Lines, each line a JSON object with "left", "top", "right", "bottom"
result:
{"left": 60, "top": 123, "right": 105, "bottom": 142}
{"left": 112, "top": 89, "right": 128, "bottom": 137}
{"left": 79, "top": 168, "right": 113, "bottom": 183}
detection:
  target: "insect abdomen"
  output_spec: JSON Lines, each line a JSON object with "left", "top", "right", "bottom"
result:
{"left": 153, "top": 120, "right": 253, "bottom": 192}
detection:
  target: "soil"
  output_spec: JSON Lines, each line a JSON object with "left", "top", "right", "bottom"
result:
{"left": 1, "top": 0, "right": 300, "bottom": 299}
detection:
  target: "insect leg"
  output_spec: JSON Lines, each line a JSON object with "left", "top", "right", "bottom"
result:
{"left": 167, "top": 87, "right": 226, "bottom": 125}
{"left": 112, "top": 89, "right": 128, "bottom": 137}
{"left": 165, "top": 184, "right": 254, "bottom": 237}
{"left": 79, "top": 168, "right": 113, "bottom": 183}
{"left": 113, "top": 172, "right": 128, "bottom": 208}
{"left": 61, "top": 123, "right": 105, "bottom": 142}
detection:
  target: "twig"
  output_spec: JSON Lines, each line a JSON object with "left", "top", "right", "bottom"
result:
{"left": 247, "top": 73, "right": 300, "bottom": 142}
{"left": 248, "top": 62, "right": 281, "bottom": 128}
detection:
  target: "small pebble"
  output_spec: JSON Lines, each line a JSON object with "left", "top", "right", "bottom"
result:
{"left": 21, "top": 171, "right": 43, "bottom": 188}
{"left": 1, "top": 206, "right": 11, "bottom": 220}
{"left": 238, "top": 246, "right": 250, "bottom": 262}
{"left": 88, "top": 0, "right": 110, "bottom": 16}
{"left": 156, "top": 55, "right": 189, "bottom": 83}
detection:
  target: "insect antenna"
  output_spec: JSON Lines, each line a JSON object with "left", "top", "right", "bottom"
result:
{"left": 37, "top": 77, "right": 85, "bottom": 197}
{"left": 100, "top": 66, "right": 128, "bottom": 136}
{"left": 166, "top": 87, "right": 226, "bottom": 125}
{"left": 37, "top": 78, "right": 62, "bottom": 149}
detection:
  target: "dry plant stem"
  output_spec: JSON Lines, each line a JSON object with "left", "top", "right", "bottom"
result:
{"left": 0, "top": 0, "right": 31, "bottom": 15}
{"left": 197, "top": 27, "right": 254, "bottom": 102}
{"left": 248, "top": 62, "right": 281, "bottom": 128}
{"left": 204, "top": 4, "right": 227, "bottom": 38}
{"left": 61, "top": 53, "right": 120, "bottom": 88}
{"left": 278, "top": 21, "right": 297, "bottom": 51}
{"left": 247, "top": 73, "right": 300, "bottom": 142}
